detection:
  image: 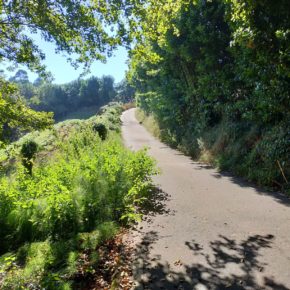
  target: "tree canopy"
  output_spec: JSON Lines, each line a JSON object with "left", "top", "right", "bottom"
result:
{"left": 1, "top": 0, "right": 129, "bottom": 74}
{"left": 0, "top": 78, "right": 53, "bottom": 145}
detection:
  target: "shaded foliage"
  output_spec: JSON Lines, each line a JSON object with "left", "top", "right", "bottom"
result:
{"left": 93, "top": 123, "right": 108, "bottom": 140}
{"left": 115, "top": 79, "right": 136, "bottom": 103}
{"left": 20, "top": 139, "right": 38, "bottom": 175}
{"left": 129, "top": 0, "right": 290, "bottom": 192}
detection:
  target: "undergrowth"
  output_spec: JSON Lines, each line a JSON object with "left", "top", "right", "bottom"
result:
{"left": 136, "top": 109, "right": 290, "bottom": 195}
{"left": 0, "top": 103, "right": 157, "bottom": 289}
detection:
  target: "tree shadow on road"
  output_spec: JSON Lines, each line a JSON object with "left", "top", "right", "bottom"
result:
{"left": 138, "top": 186, "right": 175, "bottom": 225}
{"left": 195, "top": 164, "right": 290, "bottom": 208}
{"left": 132, "top": 232, "right": 289, "bottom": 290}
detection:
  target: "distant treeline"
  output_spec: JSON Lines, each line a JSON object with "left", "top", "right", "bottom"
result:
{"left": 9, "top": 70, "right": 134, "bottom": 121}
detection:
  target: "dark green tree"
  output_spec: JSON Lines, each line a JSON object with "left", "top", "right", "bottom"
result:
{"left": 20, "top": 140, "right": 38, "bottom": 175}
{"left": 115, "top": 79, "right": 135, "bottom": 102}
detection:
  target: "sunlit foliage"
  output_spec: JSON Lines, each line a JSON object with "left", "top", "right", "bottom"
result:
{"left": 128, "top": 0, "right": 290, "bottom": 191}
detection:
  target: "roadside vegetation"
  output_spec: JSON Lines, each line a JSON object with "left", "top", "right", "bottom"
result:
{"left": 0, "top": 1, "right": 289, "bottom": 287}
{"left": 129, "top": 1, "right": 290, "bottom": 194}
{"left": 2, "top": 0, "right": 287, "bottom": 193}
{"left": 0, "top": 103, "right": 157, "bottom": 289}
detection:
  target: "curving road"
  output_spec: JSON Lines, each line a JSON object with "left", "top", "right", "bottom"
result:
{"left": 121, "top": 108, "right": 290, "bottom": 290}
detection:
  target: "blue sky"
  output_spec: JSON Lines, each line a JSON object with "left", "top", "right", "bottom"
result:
{"left": 1, "top": 33, "right": 128, "bottom": 84}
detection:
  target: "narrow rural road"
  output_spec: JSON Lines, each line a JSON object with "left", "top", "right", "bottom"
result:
{"left": 121, "top": 108, "right": 290, "bottom": 290}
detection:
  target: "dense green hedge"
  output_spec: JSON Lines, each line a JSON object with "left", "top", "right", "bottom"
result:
{"left": 130, "top": 0, "right": 290, "bottom": 193}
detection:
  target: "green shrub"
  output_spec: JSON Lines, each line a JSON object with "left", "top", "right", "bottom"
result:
{"left": 20, "top": 140, "right": 38, "bottom": 175}
{"left": 0, "top": 128, "right": 156, "bottom": 252}
{"left": 20, "top": 140, "right": 38, "bottom": 160}
{"left": 92, "top": 123, "right": 107, "bottom": 140}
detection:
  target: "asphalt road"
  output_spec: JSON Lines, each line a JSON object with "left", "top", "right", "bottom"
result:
{"left": 121, "top": 108, "right": 290, "bottom": 290}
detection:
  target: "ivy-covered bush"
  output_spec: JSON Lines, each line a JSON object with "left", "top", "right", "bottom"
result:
{"left": 20, "top": 140, "right": 38, "bottom": 175}
{"left": 93, "top": 123, "right": 108, "bottom": 140}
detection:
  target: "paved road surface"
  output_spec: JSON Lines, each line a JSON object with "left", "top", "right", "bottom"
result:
{"left": 121, "top": 108, "right": 290, "bottom": 290}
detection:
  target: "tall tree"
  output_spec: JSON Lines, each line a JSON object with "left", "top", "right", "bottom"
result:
{"left": 127, "top": 0, "right": 290, "bottom": 189}
{"left": 0, "top": 78, "right": 53, "bottom": 145}
{"left": 9, "top": 69, "right": 29, "bottom": 83}
{"left": 115, "top": 79, "right": 135, "bottom": 102}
